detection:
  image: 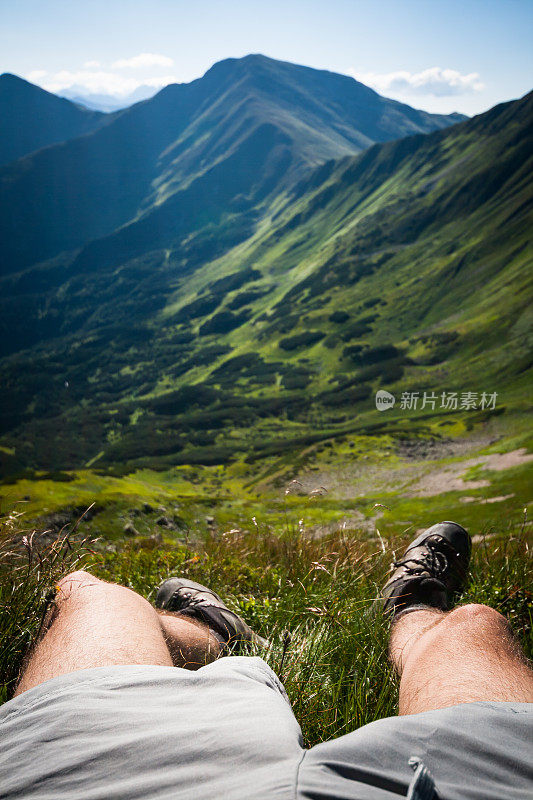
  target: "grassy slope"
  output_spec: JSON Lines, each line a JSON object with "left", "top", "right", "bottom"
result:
{"left": 0, "top": 93, "right": 531, "bottom": 543}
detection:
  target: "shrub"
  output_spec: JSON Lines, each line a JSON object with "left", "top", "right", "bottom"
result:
{"left": 340, "top": 318, "right": 375, "bottom": 342}
{"left": 328, "top": 311, "right": 350, "bottom": 324}
{"left": 199, "top": 311, "right": 250, "bottom": 336}
{"left": 227, "top": 289, "right": 268, "bottom": 310}
{"left": 355, "top": 357, "right": 405, "bottom": 384}
{"left": 145, "top": 384, "right": 219, "bottom": 414}
{"left": 212, "top": 353, "right": 264, "bottom": 375}
{"left": 172, "top": 446, "right": 237, "bottom": 465}
{"left": 320, "top": 383, "right": 371, "bottom": 407}
{"left": 323, "top": 335, "right": 339, "bottom": 349}
{"left": 281, "top": 371, "right": 312, "bottom": 390}
{"left": 171, "top": 295, "right": 221, "bottom": 323}
{"left": 342, "top": 345, "right": 364, "bottom": 361}
{"left": 357, "top": 345, "right": 400, "bottom": 365}
{"left": 279, "top": 331, "right": 326, "bottom": 351}
{"left": 206, "top": 267, "right": 261, "bottom": 295}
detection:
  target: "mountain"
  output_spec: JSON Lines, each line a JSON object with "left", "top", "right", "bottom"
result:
{"left": 60, "top": 85, "right": 161, "bottom": 112}
{"left": 0, "top": 73, "right": 109, "bottom": 166}
{"left": 0, "top": 54, "right": 462, "bottom": 275}
{"left": 0, "top": 87, "right": 530, "bottom": 478}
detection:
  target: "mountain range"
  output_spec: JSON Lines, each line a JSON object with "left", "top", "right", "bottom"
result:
{"left": 0, "top": 55, "right": 530, "bottom": 480}
{"left": 59, "top": 85, "right": 162, "bottom": 112}
{"left": 0, "top": 55, "right": 463, "bottom": 274}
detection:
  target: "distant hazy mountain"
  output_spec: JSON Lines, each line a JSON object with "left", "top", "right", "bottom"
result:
{"left": 0, "top": 54, "right": 463, "bottom": 274}
{"left": 0, "top": 87, "right": 529, "bottom": 476}
{"left": 0, "top": 73, "right": 109, "bottom": 166}
{"left": 60, "top": 85, "right": 160, "bottom": 112}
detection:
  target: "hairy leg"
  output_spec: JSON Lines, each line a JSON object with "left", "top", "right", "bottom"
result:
{"left": 158, "top": 611, "right": 221, "bottom": 669}
{"left": 389, "top": 603, "right": 533, "bottom": 715}
{"left": 15, "top": 570, "right": 220, "bottom": 696}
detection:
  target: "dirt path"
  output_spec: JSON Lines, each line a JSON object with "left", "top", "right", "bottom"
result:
{"left": 409, "top": 448, "right": 533, "bottom": 498}
{"left": 287, "top": 438, "right": 532, "bottom": 502}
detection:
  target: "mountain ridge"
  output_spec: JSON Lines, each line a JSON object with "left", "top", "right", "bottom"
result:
{"left": 0, "top": 89, "right": 530, "bottom": 478}
{"left": 0, "top": 73, "right": 110, "bottom": 166}
{"left": 0, "top": 54, "right": 463, "bottom": 275}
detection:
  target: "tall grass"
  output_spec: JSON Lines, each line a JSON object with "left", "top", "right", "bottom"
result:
{"left": 1, "top": 509, "right": 531, "bottom": 746}
{"left": 0, "top": 507, "right": 96, "bottom": 702}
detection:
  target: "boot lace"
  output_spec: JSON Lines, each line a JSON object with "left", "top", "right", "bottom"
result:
{"left": 393, "top": 539, "right": 449, "bottom": 578}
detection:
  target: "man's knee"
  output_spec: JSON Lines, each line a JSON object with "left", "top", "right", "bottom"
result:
{"left": 31, "top": 571, "right": 106, "bottom": 643}
{"left": 446, "top": 603, "right": 508, "bottom": 633}
{"left": 55, "top": 570, "right": 103, "bottom": 603}
{"left": 56, "top": 570, "right": 156, "bottom": 622}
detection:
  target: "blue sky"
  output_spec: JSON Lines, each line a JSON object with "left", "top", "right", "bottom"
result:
{"left": 1, "top": 0, "right": 532, "bottom": 114}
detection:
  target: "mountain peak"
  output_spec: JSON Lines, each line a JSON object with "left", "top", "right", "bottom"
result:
{"left": 0, "top": 73, "right": 106, "bottom": 166}
{"left": 0, "top": 56, "right": 465, "bottom": 271}
{"left": 0, "top": 72, "right": 26, "bottom": 82}
{"left": 0, "top": 72, "right": 44, "bottom": 93}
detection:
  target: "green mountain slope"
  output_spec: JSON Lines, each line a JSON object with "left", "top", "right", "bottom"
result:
{"left": 0, "top": 91, "right": 529, "bottom": 480}
{"left": 0, "top": 73, "right": 108, "bottom": 166}
{"left": 0, "top": 55, "right": 462, "bottom": 275}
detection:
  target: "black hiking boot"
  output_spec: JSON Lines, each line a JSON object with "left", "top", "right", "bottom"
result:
{"left": 155, "top": 577, "right": 269, "bottom": 652}
{"left": 381, "top": 521, "right": 471, "bottom": 617}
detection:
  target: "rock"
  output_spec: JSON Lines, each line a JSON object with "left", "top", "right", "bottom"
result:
{"left": 123, "top": 521, "right": 140, "bottom": 537}
{"left": 206, "top": 516, "right": 215, "bottom": 525}
{"left": 37, "top": 504, "right": 102, "bottom": 533}
{"left": 136, "top": 532, "right": 163, "bottom": 549}
{"left": 142, "top": 502, "right": 154, "bottom": 514}
{"left": 156, "top": 516, "right": 177, "bottom": 530}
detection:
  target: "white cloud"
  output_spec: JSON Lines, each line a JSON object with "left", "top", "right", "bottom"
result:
{"left": 141, "top": 75, "right": 180, "bottom": 88}
{"left": 34, "top": 69, "right": 178, "bottom": 97}
{"left": 25, "top": 53, "right": 179, "bottom": 99}
{"left": 351, "top": 67, "right": 484, "bottom": 97}
{"left": 27, "top": 69, "right": 47, "bottom": 82}
{"left": 111, "top": 53, "right": 174, "bottom": 70}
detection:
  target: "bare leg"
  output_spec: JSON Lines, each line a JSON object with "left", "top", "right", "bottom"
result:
{"left": 16, "top": 570, "right": 221, "bottom": 696}
{"left": 158, "top": 611, "right": 221, "bottom": 669}
{"left": 389, "top": 603, "right": 533, "bottom": 715}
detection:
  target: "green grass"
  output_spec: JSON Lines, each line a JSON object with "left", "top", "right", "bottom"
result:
{"left": 4, "top": 410, "right": 532, "bottom": 542}
{"left": 2, "top": 505, "right": 531, "bottom": 746}
{"left": 1, "top": 93, "right": 531, "bottom": 480}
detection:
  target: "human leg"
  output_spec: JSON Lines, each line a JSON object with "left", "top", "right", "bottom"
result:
{"left": 5, "top": 575, "right": 295, "bottom": 800}
{"left": 381, "top": 520, "right": 533, "bottom": 714}
{"left": 15, "top": 570, "right": 220, "bottom": 696}
{"left": 158, "top": 610, "right": 221, "bottom": 669}
{"left": 390, "top": 603, "right": 533, "bottom": 714}
{"left": 155, "top": 577, "right": 269, "bottom": 649}
{"left": 298, "top": 523, "right": 533, "bottom": 799}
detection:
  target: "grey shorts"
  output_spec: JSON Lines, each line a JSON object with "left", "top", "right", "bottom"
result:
{"left": 0, "top": 656, "right": 531, "bottom": 800}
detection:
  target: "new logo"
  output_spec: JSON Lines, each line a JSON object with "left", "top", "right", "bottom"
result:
{"left": 375, "top": 390, "right": 395, "bottom": 411}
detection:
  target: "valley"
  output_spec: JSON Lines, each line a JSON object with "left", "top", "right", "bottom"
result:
{"left": 0, "top": 56, "right": 531, "bottom": 546}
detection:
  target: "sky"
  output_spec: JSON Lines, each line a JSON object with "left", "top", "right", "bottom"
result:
{"left": 1, "top": 0, "right": 532, "bottom": 115}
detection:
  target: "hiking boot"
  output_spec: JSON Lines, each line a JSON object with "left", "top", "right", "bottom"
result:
{"left": 155, "top": 577, "right": 269, "bottom": 651}
{"left": 381, "top": 521, "right": 471, "bottom": 617}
